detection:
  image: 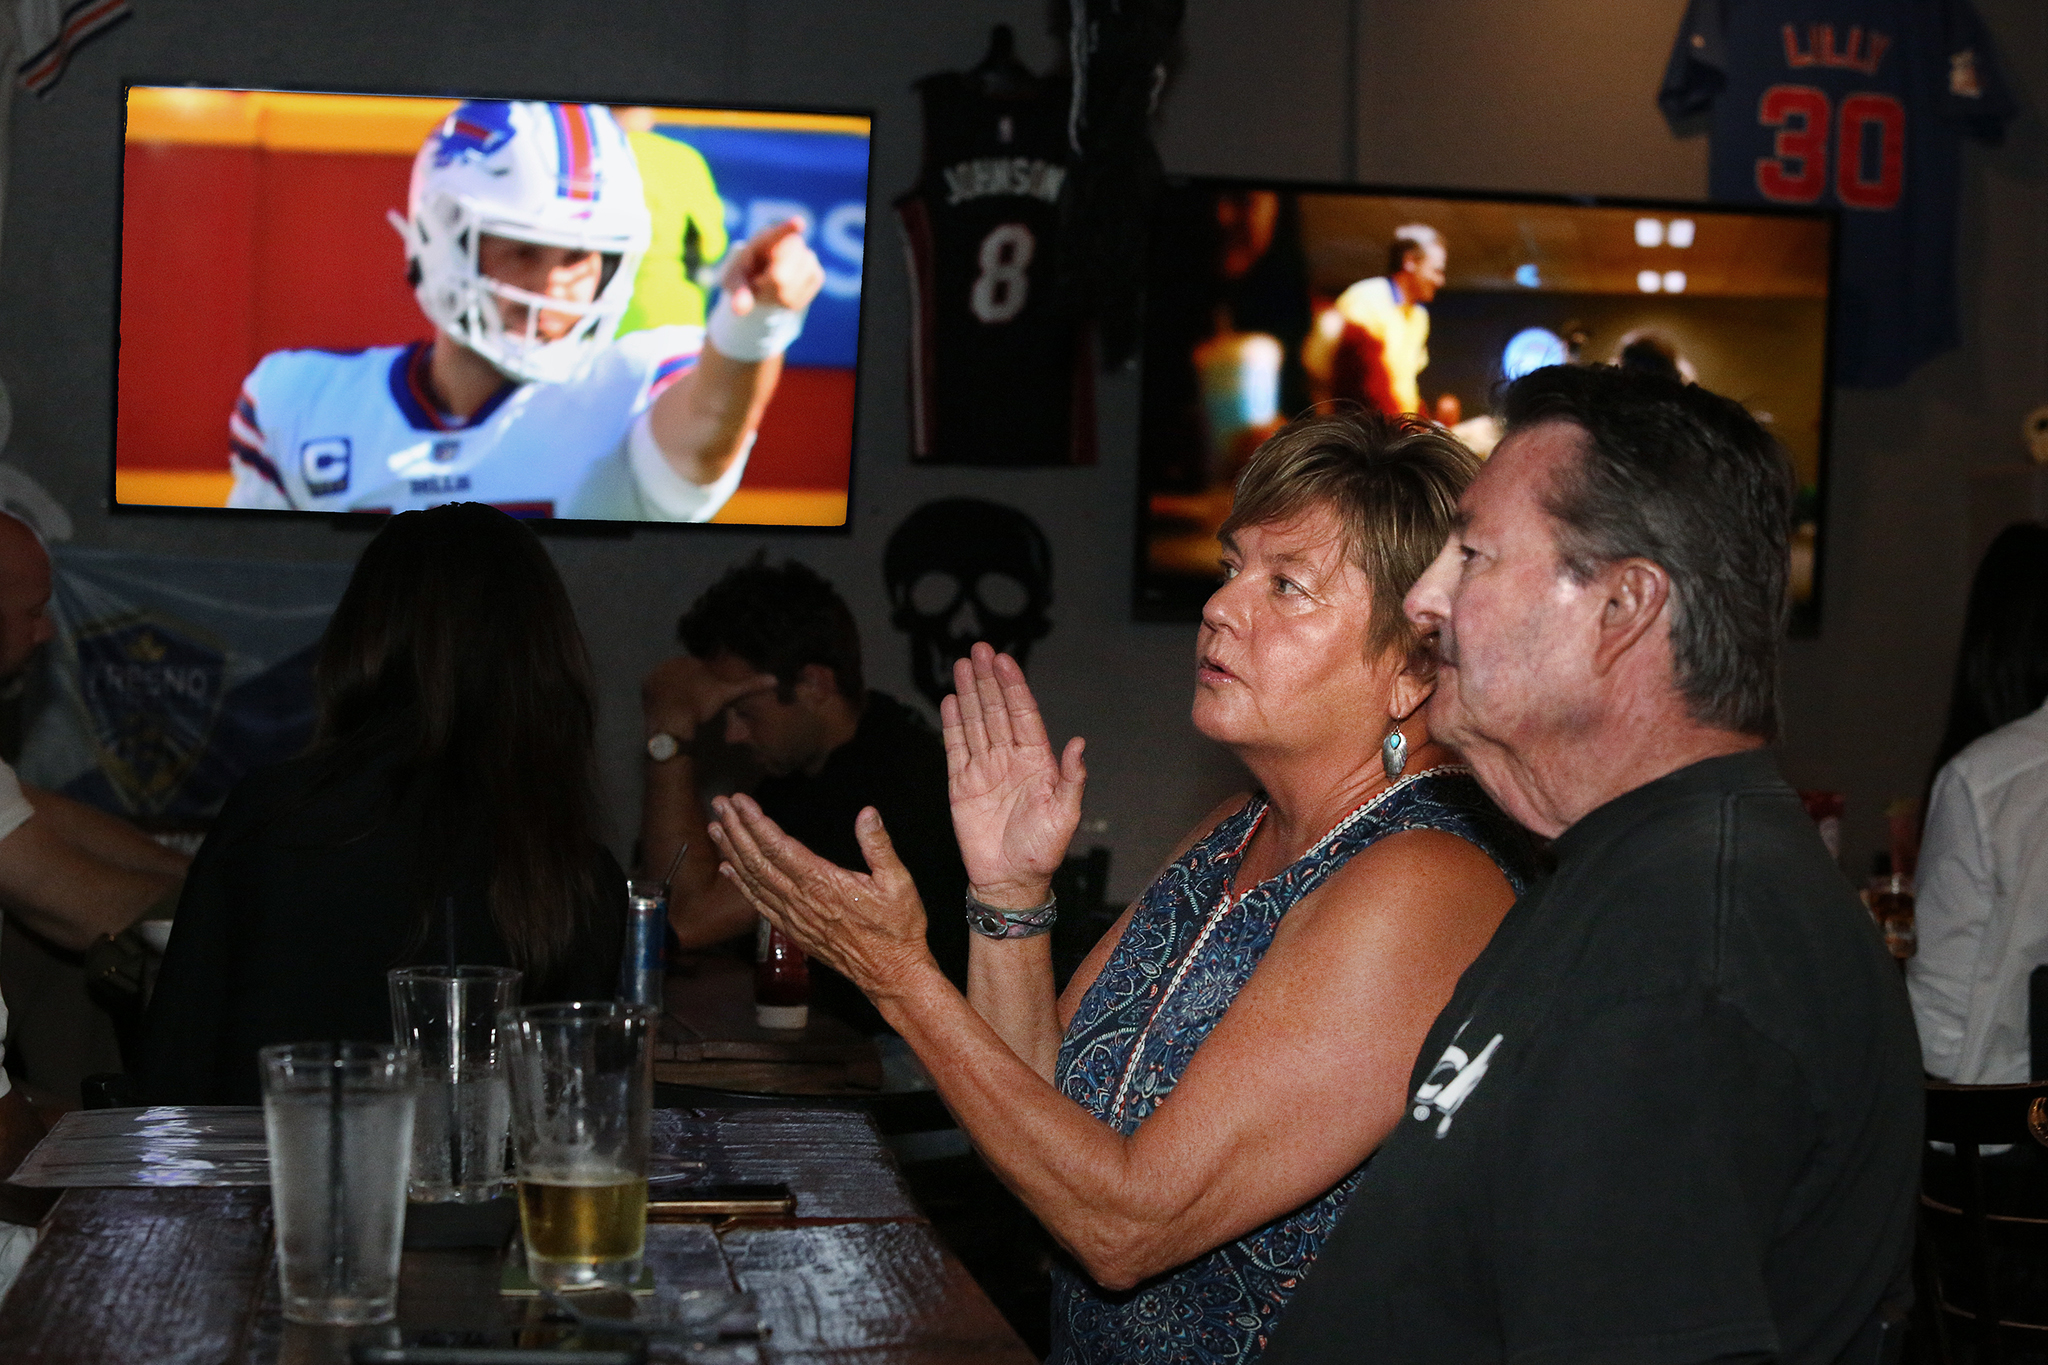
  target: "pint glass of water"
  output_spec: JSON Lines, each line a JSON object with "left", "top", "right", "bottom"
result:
{"left": 259, "top": 1042, "right": 416, "bottom": 1325}
{"left": 502, "top": 1002, "right": 652, "bottom": 1291}
{"left": 388, "top": 965, "right": 522, "bottom": 1203}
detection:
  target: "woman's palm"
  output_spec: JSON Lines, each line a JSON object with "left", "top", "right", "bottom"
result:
{"left": 942, "top": 646, "right": 1086, "bottom": 893}
{"left": 952, "top": 731, "right": 1082, "bottom": 886}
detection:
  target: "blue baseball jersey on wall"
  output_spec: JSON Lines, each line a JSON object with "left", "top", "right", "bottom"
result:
{"left": 1660, "top": 0, "right": 2013, "bottom": 387}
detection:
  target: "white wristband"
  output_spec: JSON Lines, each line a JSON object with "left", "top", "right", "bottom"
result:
{"left": 707, "top": 292, "right": 805, "bottom": 362}
{"left": 626, "top": 412, "right": 751, "bottom": 521}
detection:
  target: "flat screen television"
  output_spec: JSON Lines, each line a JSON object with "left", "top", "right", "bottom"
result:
{"left": 1136, "top": 177, "right": 1835, "bottom": 632}
{"left": 113, "top": 85, "right": 873, "bottom": 528}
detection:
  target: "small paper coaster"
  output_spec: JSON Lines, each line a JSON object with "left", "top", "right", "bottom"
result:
{"left": 499, "top": 1256, "right": 657, "bottom": 1297}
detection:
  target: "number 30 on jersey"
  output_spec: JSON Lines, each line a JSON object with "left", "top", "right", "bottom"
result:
{"left": 970, "top": 223, "right": 1035, "bottom": 324}
{"left": 1755, "top": 84, "right": 1905, "bottom": 210}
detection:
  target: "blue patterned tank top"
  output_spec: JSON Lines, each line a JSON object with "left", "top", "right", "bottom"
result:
{"left": 1050, "top": 766, "right": 1533, "bottom": 1365}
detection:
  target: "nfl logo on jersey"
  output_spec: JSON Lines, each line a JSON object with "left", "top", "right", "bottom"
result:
{"left": 300, "top": 437, "right": 351, "bottom": 496}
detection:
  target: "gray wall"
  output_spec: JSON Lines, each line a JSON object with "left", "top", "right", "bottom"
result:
{"left": 2, "top": 0, "right": 2042, "bottom": 894}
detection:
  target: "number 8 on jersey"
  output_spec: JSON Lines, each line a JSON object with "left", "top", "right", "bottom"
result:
{"left": 897, "top": 66, "right": 1094, "bottom": 466}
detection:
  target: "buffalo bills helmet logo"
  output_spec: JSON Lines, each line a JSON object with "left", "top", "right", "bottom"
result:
{"left": 432, "top": 101, "right": 517, "bottom": 168}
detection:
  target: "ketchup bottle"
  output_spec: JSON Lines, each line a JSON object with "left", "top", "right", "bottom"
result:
{"left": 754, "top": 917, "right": 810, "bottom": 1030}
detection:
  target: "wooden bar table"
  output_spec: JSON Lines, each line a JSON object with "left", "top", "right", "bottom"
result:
{"left": 0, "top": 1106, "right": 1033, "bottom": 1365}
{"left": 656, "top": 954, "right": 885, "bottom": 1096}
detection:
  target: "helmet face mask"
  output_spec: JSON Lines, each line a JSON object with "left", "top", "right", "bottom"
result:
{"left": 392, "top": 101, "right": 652, "bottom": 386}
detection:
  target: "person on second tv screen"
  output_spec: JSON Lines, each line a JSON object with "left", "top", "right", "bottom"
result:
{"left": 226, "top": 100, "right": 825, "bottom": 521}
{"left": 1302, "top": 223, "right": 1445, "bottom": 418}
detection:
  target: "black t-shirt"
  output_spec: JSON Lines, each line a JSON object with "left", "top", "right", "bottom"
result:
{"left": 140, "top": 747, "right": 627, "bottom": 1105}
{"left": 754, "top": 691, "right": 968, "bottom": 1032}
{"left": 1263, "top": 750, "right": 1923, "bottom": 1365}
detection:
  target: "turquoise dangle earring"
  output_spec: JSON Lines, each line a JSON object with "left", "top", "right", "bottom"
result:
{"left": 1381, "top": 685, "right": 1434, "bottom": 782}
{"left": 1381, "top": 725, "right": 1408, "bottom": 780}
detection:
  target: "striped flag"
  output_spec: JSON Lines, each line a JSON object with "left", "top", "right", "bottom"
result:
{"left": 17, "top": 0, "right": 133, "bottom": 98}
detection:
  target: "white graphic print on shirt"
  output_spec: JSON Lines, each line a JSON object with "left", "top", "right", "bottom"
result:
{"left": 1411, "top": 1023, "right": 1502, "bottom": 1138}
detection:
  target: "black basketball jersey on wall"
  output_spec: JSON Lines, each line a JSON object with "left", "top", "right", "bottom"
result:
{"left": 896, "top": 72, "right": 1094, "bottom": 466}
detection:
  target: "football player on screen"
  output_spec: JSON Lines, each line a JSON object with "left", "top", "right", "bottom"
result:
{"left": 225, "top": 100, "right": 824, "bottom": 521}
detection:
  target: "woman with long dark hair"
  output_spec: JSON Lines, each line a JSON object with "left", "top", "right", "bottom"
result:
{"left": 1927, "top": 523, "right": 2048, "bottom": 784}
{"left": 141, "top": 504, "right": 625, "bottom": 1103}
{"left": 1909, "top": 522, "right": 2048, "bottom": 1083}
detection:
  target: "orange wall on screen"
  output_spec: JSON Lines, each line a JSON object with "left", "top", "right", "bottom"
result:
{"left": 118, "top": 141, "right": 850, "bottom": 492}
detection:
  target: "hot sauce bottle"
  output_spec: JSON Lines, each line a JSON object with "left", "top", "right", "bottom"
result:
{"left": 754, "top": 917, "right": 810, "bottom": 1030}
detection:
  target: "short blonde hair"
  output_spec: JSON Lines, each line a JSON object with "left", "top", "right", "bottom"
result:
{"left": 1221, "top": 407, "right": 1479, "bottom": 665}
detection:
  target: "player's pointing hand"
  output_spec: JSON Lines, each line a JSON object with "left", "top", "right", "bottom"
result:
{"left": 660, "top": 216, "right": 817, "bottom": 488}
{"left": 722, "top": 218, "right": 825, "bottom": 318}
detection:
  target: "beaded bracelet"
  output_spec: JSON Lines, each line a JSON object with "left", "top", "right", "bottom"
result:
{"left": 965, "top": 888, "right": 1057, "bottom": 940}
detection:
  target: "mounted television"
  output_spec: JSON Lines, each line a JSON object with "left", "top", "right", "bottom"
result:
{"left": 1137, "top": 177, "right": 1834, "bottom": 632}
{"left": 114, "top": 85, "right": 872, "bottom": 528}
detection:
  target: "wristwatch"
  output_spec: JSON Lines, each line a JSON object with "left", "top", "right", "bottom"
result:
{"left": 645, "top": 731, "right": 682, "bottom": 762}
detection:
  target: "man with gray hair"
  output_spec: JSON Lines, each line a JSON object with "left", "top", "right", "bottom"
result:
{"left": 1265, "top": 365, "right": 1921, "bottom": 1363}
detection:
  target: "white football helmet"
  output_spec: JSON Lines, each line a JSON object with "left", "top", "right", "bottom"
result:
{"left": 390, "top": 100, "right": 652, "bottom": 385}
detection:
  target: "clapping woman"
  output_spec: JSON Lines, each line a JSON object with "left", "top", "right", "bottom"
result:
{"left": 711, "top": 411, "right": 1534, "bottom": 1364}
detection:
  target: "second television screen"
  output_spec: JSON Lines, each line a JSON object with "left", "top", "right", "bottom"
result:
{"left": 1138, "top": 179, "right": 1833, "bottom": 629}
{"left": 116, "top": 86, "right": 871, "bottom": 527}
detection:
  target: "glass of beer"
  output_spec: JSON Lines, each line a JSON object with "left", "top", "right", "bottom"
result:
{"left": 501, "top": 1001, "right": 652, "bottom": 1291}
{"left": 388, "top": 965, "right": 522, "bottom": 1203}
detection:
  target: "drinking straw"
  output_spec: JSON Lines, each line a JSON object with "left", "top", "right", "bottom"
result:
{"left": 328, "top": 1043, "right": 349, "bottom": 1296}
{"left": 443, "top": 897, "right": 462, "bottom": 1191}
{"left": 661, "top": 841, "right": 688, "bottom": 895}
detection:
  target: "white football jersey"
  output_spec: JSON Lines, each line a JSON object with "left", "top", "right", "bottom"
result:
{"left": 225, "top": 325, "right": 747, "bottom": 521}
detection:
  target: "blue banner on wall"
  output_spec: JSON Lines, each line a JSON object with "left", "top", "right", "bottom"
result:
{"left": 16, "top": 548, "right": 350, "bottom": 822}
{"left": 660, "top": 124, "right": 869, "bottom": 369}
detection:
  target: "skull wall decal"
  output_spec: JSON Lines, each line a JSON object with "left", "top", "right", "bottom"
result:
{"left": 884, "top": 498, "right": 1053, "bottom": 706}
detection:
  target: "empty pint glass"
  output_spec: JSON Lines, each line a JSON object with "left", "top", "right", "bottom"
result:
{"left": 259, "top": 1042, "right": 416, "bottom": 1325}
{"left": 502, "top": 1002, "right": 652, "bottom": 1291}
{"left": 388, "top": 965, "right": 521, "bottom": 1203}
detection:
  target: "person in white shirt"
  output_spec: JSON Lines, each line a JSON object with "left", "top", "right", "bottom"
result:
{"left": 1908, "top": 522, "right": 2048, "bottom": 1082}
{"left": 226, "top": 100, "right": 824, "bottom": 521}
{"left": 0, "top": 516, "right": 188, "bottom": 952}
{"left": 1302, "top": 224, "right": 1445, "bottom": 418}
{"left": 0, "top": 512, "right": 189, "bottom": 1294}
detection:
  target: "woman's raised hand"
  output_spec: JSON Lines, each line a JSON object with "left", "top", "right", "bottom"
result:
{"left": 942, "top": 643, "right": 1086, "bottom": 903}
{"left": 709, "top": 795, "right": 933, "bottom": 998}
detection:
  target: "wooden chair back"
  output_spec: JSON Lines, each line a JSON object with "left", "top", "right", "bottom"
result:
{"left": 1921, "top": 1079, "right": 2048, "bottom": 1363}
